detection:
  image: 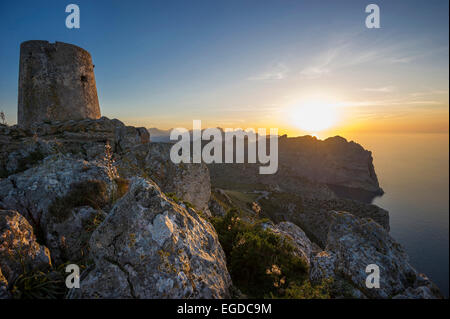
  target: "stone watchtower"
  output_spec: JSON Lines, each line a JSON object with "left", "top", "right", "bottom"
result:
{"left": 18, "top": 40, "right": 101, "bottom": 127}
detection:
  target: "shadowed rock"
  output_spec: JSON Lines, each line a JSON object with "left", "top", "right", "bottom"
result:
{"left": 0, "top": 210, "right": 52, "bottom": 291}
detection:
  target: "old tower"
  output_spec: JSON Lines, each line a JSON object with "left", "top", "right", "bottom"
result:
{"left": 18, "top": 40, "right": 101, "bottom": 127}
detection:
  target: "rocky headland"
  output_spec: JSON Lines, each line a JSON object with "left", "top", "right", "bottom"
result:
{"left": 0, "top": 40, "right": 442, "bottom": 299}
{"left": 0, "top": 118, "right": 442, "bottom": 299}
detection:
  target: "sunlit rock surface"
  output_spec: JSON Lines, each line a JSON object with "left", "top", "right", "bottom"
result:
{"left": 69, "top": 178, "right": 231, "bottom": 299}
{"left": 117, "top": 143, "right": 211, "bottom": 212}
{"left": 0, "top": 210, "right": 52, "bottom": 293}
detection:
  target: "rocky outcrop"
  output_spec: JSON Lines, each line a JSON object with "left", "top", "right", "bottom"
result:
{"left": 392, "top": 277, "right": 442, "bottom": 299}
{"left": 208, "top": 197, "right": 227, "bottom": 217}
{"left": 299, "top": 198, "right": 389, "bottom": 247}
{"left": 0, "top": 155, "right": 119, "bottom": 263}
{"left": 44, "top": 206, "right": 107, "bottom": 264}
{"left": 0, "top": 115, "right": 442, "bottom": 299}
{"left": 0, "top": 268, "right": 9, "bottom": 299}
{"left": 302, "top": 197, "right": 389, "bottom": 230}
{"left": 278, "top": 135, "right": 382, "bottom": 194}
{"left": 265, "top": 221, "right": 315, "bottom": 265}
{"left": 0, "top": 210, "right": 52, "bottom": 289}
{"left": 69, "top": 178, "right": 231, "bottom": 299}
{"left": 310, "top": 211, "right": 442, "bottom": 299}
{"left": 149, "top": 131, "right": 382, "bottom": 194}
{"left": 258, "top": 191, "right": 389, "bottom": 248}
{"left": 0, "top": 117, "right": 149, "bottom": 177}
{"left": 207, "top": 135, "right": 382, "bottom": 196}
{"left": 117, "top": 143, "right": 211, "bottom": 212}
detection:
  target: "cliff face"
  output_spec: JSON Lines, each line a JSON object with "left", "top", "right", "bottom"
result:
{"left": 0, "top": 119, "right": 442, "bottom": 299}
{"left": 278, "top": 135, "right": 382, "bottom": 194}
{"left": 208, "top": 134, "right": 383, "bottom": 200}
{"left": 0, "top": 118, "right": 224, "bottom": 299}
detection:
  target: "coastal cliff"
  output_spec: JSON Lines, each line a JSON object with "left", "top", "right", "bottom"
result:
{"left": 0, "top": 119, "right": 442, "bottom": 299}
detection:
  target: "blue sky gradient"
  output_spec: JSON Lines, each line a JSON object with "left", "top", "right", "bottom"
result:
{"left": 0, "top": 0, "right": 448, "bottom": 135}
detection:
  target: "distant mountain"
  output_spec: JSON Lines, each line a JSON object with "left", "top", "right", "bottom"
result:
{"left": 148, "top": 128, "right": 173, "bottom": 142}
{"left": 148, "top": 127, "right": 274, "bottom": 143}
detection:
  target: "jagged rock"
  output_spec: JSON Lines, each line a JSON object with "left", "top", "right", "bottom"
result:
{"left": 115, "top": 126, "right": 150, "bottom": 152}
{"left": 0, "top": 117, "right": 149, "bottom": 176}
{"left": 319, "top": 211, "right": 442, "bottom": 299}
{"left": 0, "top": 210, "right": 52, "bottom": 286}
{"left": 45, "top": 206, "right": 107, "bottom": 264}
{"left": 0, "top": 268, "right": 9, "bottom": 299}
{"left": 208, "top": 197, "right": 227, "bottom": 217}
{"left": 117, "top": 143, "right": 211, "bottom": 212}
{"left": 151, "top": 132, "right": 381, "bottom": 193}
{"left": 69, "top": 178, "right": 231, "bottom": 299}
{"left": 303, "top": 197, "right": 389, "bottom": 231}
{"left": 392, "top": 283, "right": 439, "bottom": 299}
{"left": 309, "top": 251, "right": 336, "bottom": 283}
{"left": 391, "top": 273, "right": 443, "bottom": 299}
{"left": 4, "top": 138, "right": 55, "bottom": 176}
{"left": 264, "top": 195, "right": 389, "bottom": 248}
{"left": 0, "top": 155, "right": 115, "bottom": 226}
{"left": 0, "top": 156, "right": 119, "bottom": 263}
{"left": 267, "top": 221, "right": 313, "bottom": 265}
{"left": 278, "top": 135, "right": 382, "bottom": 193}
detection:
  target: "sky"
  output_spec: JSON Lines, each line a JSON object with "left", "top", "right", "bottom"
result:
{"left": 0, "top": 0, "right": 448, "bottom": 138}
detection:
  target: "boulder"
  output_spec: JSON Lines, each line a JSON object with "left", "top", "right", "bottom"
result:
{"left": 0, "top": 117, "right": 149, "bottom": 177}
{"left": 0, "top": 156, "right": 119, "bottom": 263}
{"left": 309, "top": 251, "right": 336, "bottom": 283}
{"left": 264, "top": 196, "right": 389, "bottom": 248}
{"left": 208, "top": 197, "right": 227, "bottom": 217}
{"left": 115, "top": 126, "right": 150, "bottom": 152}
{"left": 0, "top": 268, "right": 9, "bottom": 299}
{"left": 0, "top": 210, "right": 52, "bottom": 287}
{"left": 313, "top": 211, "right": 442, "bottom": 299}
{"left": 117, "top": 143, "right": 211, "bottom": 212}
{"left": 45, "top": 206, "right": 107, "bottom": 264}
{"left": 69, "top": 178, "right": 231, "bottom": 299}
{"left": 266, "top": 221, "right": 314, "bottom": 265}
{"left": 278, "top": 135, "right": 382, "bottom": 193}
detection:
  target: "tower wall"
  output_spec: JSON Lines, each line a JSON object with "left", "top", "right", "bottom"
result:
{"left": 18, "top": 40, "right": 101, "bottom": 127}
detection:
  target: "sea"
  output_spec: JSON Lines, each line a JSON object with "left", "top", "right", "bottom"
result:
{"left": 348, "top": 133, "right": 449, "bottom": 297}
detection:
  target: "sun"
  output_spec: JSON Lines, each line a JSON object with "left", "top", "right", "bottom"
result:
{"left": 289, "top": 98, "right": 339, "bottom": 133}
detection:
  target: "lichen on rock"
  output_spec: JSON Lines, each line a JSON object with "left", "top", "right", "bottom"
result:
{"left": 0, "top": 210, "right": 52, "bottom": 291}
{"left": 68, "top": 178, "right": 231, "bottom": 299}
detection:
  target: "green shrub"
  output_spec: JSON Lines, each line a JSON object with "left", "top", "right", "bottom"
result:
{"left": 15, "top": 150, "right": 45, "bottom": 174}
{"left": 211, "top": 209, "right": 309, "bottom": 298}
{"left": 10, "top": 263, "right": 90, "bottom": 299}
{"left": 273, "top": 278, "right": 333, "bottom": 299}
{"left": 165, "top": 192, "right": 196, "bottom": 211}
{"left": 166, "top": 192, "right": 181, "bottom": 203}
{"left": 11, "top": 269, "right": 65, "bottom": 299}
{"left": 48, "top": 180, "right": 108, "bottom": 223}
